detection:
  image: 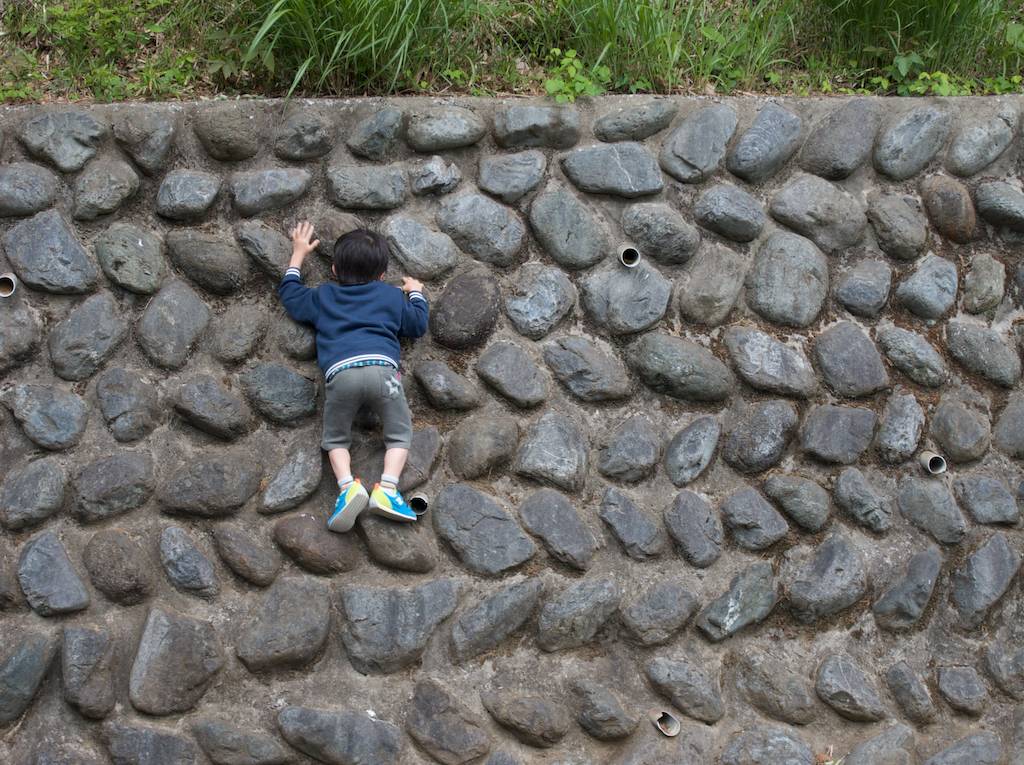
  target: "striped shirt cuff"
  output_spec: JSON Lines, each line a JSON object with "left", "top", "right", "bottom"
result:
{"left": 283, "top": 267, "right": 302, "bottom": 280}
{"left": 409, "top": 291, "right": 426, "bottom": 303}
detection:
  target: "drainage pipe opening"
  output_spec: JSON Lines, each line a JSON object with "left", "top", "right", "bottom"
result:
{"left": 409, "top": 493, "right": 429, "bottom": 515}
{"left": 918, "top": 450, "right": 947, "bottom": 475}
{"left": 618, "top": 245, "right": 641, "bottom": 268}
{"left": 0, "top": 273, "right": 16, "bottom": 299}
{"left": 649, "top": 709, "right": 680, "bottom": 737}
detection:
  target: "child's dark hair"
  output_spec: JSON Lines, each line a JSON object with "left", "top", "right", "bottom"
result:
{"left": 332, "top": 229, "right": 390, "bottom": 284}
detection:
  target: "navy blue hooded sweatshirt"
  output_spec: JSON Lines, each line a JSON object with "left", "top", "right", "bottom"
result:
{"left": 278, "top": 267, "right": 428, "bottom": 380}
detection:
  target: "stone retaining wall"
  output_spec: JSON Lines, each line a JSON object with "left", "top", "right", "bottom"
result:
{"left": 0, "top": 94, "right": 1023, "bottom": 764}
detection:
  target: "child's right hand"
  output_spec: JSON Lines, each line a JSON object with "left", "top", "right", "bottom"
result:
{"left": 289, "top": 221, "right": 320, "bottom": 262}
{"left": 401, "top": 277, "right": 424, "bottom": 294}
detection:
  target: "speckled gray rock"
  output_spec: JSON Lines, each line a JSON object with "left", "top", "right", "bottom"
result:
{"left": 898, "top": 478, "right": 966, "bottom": 545}
{"left": 95, "top": 367, "right": 161, "bottom": 442}
{"left": 192, "top": 717, "right": 293, "bottom": 765}
{"left": 954, "top": 475, "right": 1020, "bottom": 525}
{"left": 947, "top": 105, "right": 1017, "bottom": 176}
{"left": 595, "top": 100, "right": 677, "bottom": 142}
{"left": 83, "top": 529, "right": 153, "bottom": 605}
{"left": 724, "top": 326, "right": 816, "bottom": 398}
{"left": 664, "top": 417, "right": 720, "bottom": 487}
{"left": 0, "top": 297, "right": 41, "bottom": 376}
{"left": 61, "top": 625, "right": 115, "bottom": 720}
{"left": 480, "top": 690, "right": 569, "bottom": 748}
{"left": 736, "top": 651, "right": 818, "bottom": 725}
{"left": 339, "top": 579, "right": 459, "bottom": 674}
{"left": 73, "top": 159, "right": 139, "bottom": 220}
{"left": 103, "top": 721, "right": 199, "bottom": 765}
{"left": 975, "top": 180, "right": 1024, "bottom": 231}
{"left": 598, "top": 416, "right": 661, "bottom": 483}
{"left": 478, "top": 150, "right": 546, "bottom": 203}
{"left": 986, "top": 637, "right": 1024, "bottom": 700}
{"left": 620, "top": 578, "right": 696, "bottom": 646}
{"left": 73, "top": 452, "right": 154, "bottom": 523}
{"left": 273, "top": 514, "right": 359, "bottom": 575}
{"left": 874, "top": 391, "right": 924, "bottom": 464}
{"left": 696, "top": 561, "right": 778, "bottom": 641}
{"left": 875, "top": 106, "right": 952, "bottom": 180}
{"left": 573, "top": 679, "right": 639, "bottom": 741}
{"left": 995, "top": 393, "right": 1024, "bottom": 457}
{"left": 621, "top": 202, "right": 700, "bottom": 265}
{"left": 158, "top": 451, "right": 263, "bottom": 517}
{"left": 887, "top": 661, "right": 936, "bottom": 724}
{"left": 836, "top": 259, "right": 892, "bottom": 318}
{"left": 801, "top": 404, "right": 876, "bottom": 464}
{"left": 0, "top": 630, "right": 56, "bottom": 724}
{"left": 952, "top": 532, "right": 1020, "bottom": 628}
{"left": 414, "top": 360, "right": 482, "bottom": 410}
{"left": 240, "top": 362, "right": 317, "bottom": 424}
{"left": 962, "top": 252, "right": 1005, "bottom": 313}
{"left": 727, "top": 103, "right": 802, "bottom": 183}
{"left": 543, "top": 335, "right": 630, "bottom": 402}
{"left": 645, "top": 654, "right": 723, "bottom": 723}
{"left": 278, "top": 706, "right": 401, "bottom": 765}
{"left": 582, "top": 261, "right": 672, "bottom": 334}
{"left": 876, "top": 326, "right": 948, "bottom": 387}
{"left": 236, "top": 576, "right": 329, "bottom": 672}
{"left": 94, "top": 222, "right": 165, "bottom": 294}
{"left": 18, "top": 531, "right": 90, "bottom": 616}
{"left": 720, "top": 727, "right": 814, "bottom": 765}
{"left": 326, "top": 164, "right": 407, "bottom": 209}
{"left": 946, "top": 320, "right": 1021, "bottom": 387}
{"left": 867, "top": 191, "right": 929, "bottom": 260}
{"left": 514, "top": 412, "right": 588, "bottom": 492}
{"left": 896, "top": 254, "right": 958, "bottom": 319}
{"left": 193, "top": 104, "right": 260, "bottom": 160}
{"left": 429, "top": 270, "right": 500, "bottom": 349}
{"left": 746, "top": 231, "right": 828, "bottom": 327}
{"left": 234, "top": 220, "right": 291, "bottom": 280}
{"left": 518, "top": 488, "right": 598, "bottom": 570}
{"left": 503, "top": 264, "right": 575, "bottom": 339}
{"left": 3, "top": 209, "right": 98, "bottom": 294}
{"left": 3, "top": 383, "right": 89, "bottom": 451}
{"left": 664, "top": 489, "right": 722, "bottom": 567}
{"left": 770, "top": 174, "right": 867, "bottom": 253}
{"left": 788, "top": 533, "right": 868, "bottom": 622}
{"left": 844, "top": 725, "right": 916, "bottom": 765}
{"left": 408, "top": 106, "right": 485, "bottom": 151}
{"left": 816, "top": 654, "right": 886, "bottom": 721}
{"left": 629, "top": 333, "right": 734, "bottom": 402}
{"left": 274, "top": 110, "right": 334, "bottom": 160}
{"left": 347, "top": 107, "right": 403, "bottom": 161}
{"left": 694, "top": 183, "right": 766, "bottom": 242}
{"left": 231, "top": 168, "right": 311, "bottom": 216}
{"left": 358, "top": 512, "right": 438, "bottom": 575}
{"left": 723, "top": 400, "right": 798, "bottom": 474}
{"left": 476, "top": 341, "right": 549, "bottom": 407}
{"left": 434, "top": 484, "right": 536, "bottom": 576}
{"left": 159, "top": 526, "right": 218, "bottom": 598}
{"left": 20, "top": 110, "right": 106, "bottom": 171}
{"left": 174, "top": 375, "right": 253, "bottom": 440}
{"left": 537, "top": 575, "right": 619, "bottom": 651}
{"left": 921, "top": 173, "right": 976, "bottom": 242}
{"left": 166, "top": 229, "right": 250, "bottom": 295}
{"left": 137, "top": 280, "right": 211, "bottom": 368}
{"left": 407, "top": 678, "right": 491, "bottom": 764}
{"left": 873, "top": 545, "right": 941, "bottom": 631}
{"left": 763, "top": 475, "right": 830, "bottom": 532}
{"left": 450, "top": 578, "right": 543, "bottom": 663}
{"left": 113, "top": 110, "right": 175, "bottom": 175}
{"left": 815, "top": 321, "right": 889, "bottom": 397}
{"left": 260, "top": 445, "right": 322, "bottom": 513}
{"left": 382, "top": 215, "right": 458, "bottom": 281}
{"left": 659, "top": 103, "right": 737, "bottom": 183}
{"left": 937, "top": 666, "right": 988, "bottom": 716}
{"left": 493, "top": 105, "right": 579, "bottom": 149}
{"left": 212, "top": 525, "right": 281, "bottom": 587}
{"left": 835, "top": 467, "right": 892, "bottom": 532}
{"left": 676, "top": 243, "right": 747, "bottom": 326}
{"left": 156, "top": 169, "right": 221, "bottom": 221}
{"left": 447, "top": 414, "right": 518, "bottom": 479}
{"left": 598, "top": 487, "right": 666, "bottom": 560}
{"left": 561, "top": 142, "right": 663, "bottom": 197}
{"left": 0, "top": 458, "right": 65, "bottom": 531}
{"left": 924, "top": 732, "right": 1002, "bottom": 765}
{"left": 436, "top": 193, "right": 525, "bottom": 267}
{"left": 529, "top": 184, "right": 610, "bottom": 270}
{"left": 799, "top": 99, "right": 880, "bottom": 179}
{"left": 0, "top": 162, "right": 58, "bottom": 217}
{"left": 930, "top": 392, "right": 991, "bottom": 463}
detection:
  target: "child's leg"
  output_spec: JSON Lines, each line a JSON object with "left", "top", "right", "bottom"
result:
{"left": 367, "top": 367, "right": 416, "bottom": 521}
{"left": 381, "top": 448, "right": 409, "bottom": 491}
{"left": 328, "top": 448, "right": 353, "bottom": 485}
{"left": 322, "top": 370, "right": 370, "bottom": 532}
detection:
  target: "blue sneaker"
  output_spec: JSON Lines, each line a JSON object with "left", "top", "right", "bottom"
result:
{"left": 327, "top": 479, "right": 369, "bottom": 533}
{"left": 369, "top": 483, "right": 417, "bottom": 522}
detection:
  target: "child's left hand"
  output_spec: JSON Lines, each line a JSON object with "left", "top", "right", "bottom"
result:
{"left": 289, "top": 221, "right": 320, "bottom": 263}
{"left": 401, "top": 277, "right": 424, "bottom": 294}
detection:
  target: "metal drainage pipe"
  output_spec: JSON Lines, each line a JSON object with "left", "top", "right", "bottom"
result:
{"left": 649, "top": 709, "right": 680, "bottom": 737}
{"left": 408, "top": 493, "right": 429, "bottom": 516}
{"left": 0, "top": 273, "right": 16, "bottom": 299}
{"left": 918, "top": 450, "right": 947, "bottom": 475}
{"left": 618, "top": 244, "right": 641, "bottom": 268}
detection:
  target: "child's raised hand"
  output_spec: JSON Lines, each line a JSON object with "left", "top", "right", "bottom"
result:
{"left": 289, "top": 221, "right": 320, "bottom": 262}
{"left": 401, "top": 277, "right": 424, "bottom": 294}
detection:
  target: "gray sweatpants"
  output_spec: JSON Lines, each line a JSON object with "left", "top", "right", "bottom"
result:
{"left": 321, "top": 365, "right": 413, "bottom": 451}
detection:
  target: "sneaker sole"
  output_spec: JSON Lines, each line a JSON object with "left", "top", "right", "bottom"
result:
{"left": 327, "top": 492, "right": 369, "bottom": 533}
{"left": 369, "top": 499, "right": 417, "bottom": 523}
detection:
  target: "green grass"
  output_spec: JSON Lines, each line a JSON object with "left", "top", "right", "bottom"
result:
{"left": 0, "top": 0, "right": 1021, "bottom": 102}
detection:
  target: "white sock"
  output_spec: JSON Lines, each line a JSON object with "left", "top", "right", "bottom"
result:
{"left": 338, "top": 475, "right": 354, "bottom": 489}
{"left": 380, "top": 473, "right": 399, "bottom": 492}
